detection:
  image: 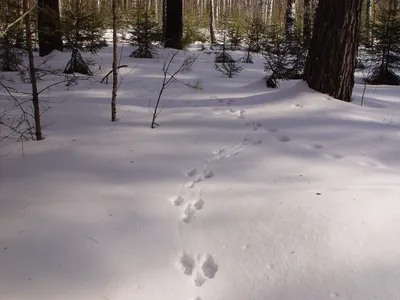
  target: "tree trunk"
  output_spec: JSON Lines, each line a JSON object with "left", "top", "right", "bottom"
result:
{"left": 111, "top": 0, "right": 118, "bottom": 122}
{"left": 162, "top": 0, "right": 166, "bottom": 41}
{"left": 303, "top": 0, "right": 311, "bottom": 45}
{"left": 23, "top": 0, "right": 43, "bottom": 140}
{"left": 164, "top": 0, "right": 182, "bottom": 49}
{"left": 304, "top": 0, "right": 363, "bottom": 102}
{"left": 38, "top": 0, "right": 63, "bottom": 56}
{"left": 209, "top": 0, "right": 216, "bottom": 45}
{"left": 365, "top": 0, "right": 371, "bottom": 44}
{"left": 266, "top": 0, "right": 274, "bottom": 24}
{"left": 285, "top": 0, "right": 295, "bottom": 39}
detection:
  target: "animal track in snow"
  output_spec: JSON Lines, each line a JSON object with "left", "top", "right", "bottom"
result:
{"left": 186, "top": 168, "right": 197, "bottom": 177}
{"left": 275, "top": 134, "right": 291, "bottom": 143}
{"left": 203, "top": 170, "right": 214, "bottom": 179}
{"left": 265, "top": 128, "right": 293, "bottom": 143}
{"left": 177, "top": 252, "right": 195, "bottom": 275}
{"left": 193, "top": 273, "right": 206, "bottom": 287}
{"left": 211, "top": 107, "right": 245, "bottom": 118}
{"left": 329, "top": 292, "right": 341, "bottom": 298}
{"left": 302, "top": 143, "right": 323, "bottom": 150}
{"left": 178, "top": 188, "right": 205, "bottom": 223}
{"left": 181, "top": 203, "right": 196, "bottom": 223}
{"left": 291, "top": 103, "right": 303, "bottom": 108}
{"left": 246, "top": 121, "right": 263, "bottom": 131}
{"left": 184, "top": 170, "right": 214, "bottom": 188}
{"left": 252, "top": 140, "right": 262, "bottom": 145}
{"left": 177, "top": 252, "right": 218, "bottom": 287}
{"left": 170, "top": 196, "right": 184, "bottom": 206}
{"left": 229, "top": 108, "right": 245, "bottom": 118}
{"left": 201, "top": 254, "right": 218, "bottom": 279}
{"left": 325, "top": 153, "right": 343, "bottom": 160}
{"left": 211, "top": 138, "right": 251, "bottom": 161}
{"left": 357, "top": 157, "right": 387, "bottom": 169}
{"left": 185, "top": 178, "right": 201, "bottom": 188}
{"left": 193, "top": 198, "right": 205, "bottom": 210}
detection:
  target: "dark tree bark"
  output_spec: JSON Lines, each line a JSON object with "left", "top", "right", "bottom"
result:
{"left": 304, "top": 0, "right": 363, "bottom": 102}
{"left": 111, "top": 0, "right": 118, "bottom": 122}
{"left": 303, "top": 0, "right": 312, "bottom": 45}
{"left": 164, "top": 0, "right": 182, "bottom": 49}
{"left": 285, "top": 0, "right": 295, "bottom": 39}
{"left": 38, "top": 0, "right": 63, "bottom": 56}
{"left": 162, "top": 0, "right": 166, "bottom": 39}
{"left": 365, "top": 0, "right": 372, "bottom": 45}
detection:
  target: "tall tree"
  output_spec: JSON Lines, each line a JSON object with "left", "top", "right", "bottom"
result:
{"left": 111, "top": 0, "right": 118, "bottom": 121}
{"left": 365, "top": 0, "right": 372, "bottom": 44}
{"left": 38, "top": 0, "right": 63, "bottom": 56}
{"left": 303, "top": 0, "right": 312, "bottom": 45}
{"left": 266, "top": 0, "right": 274, "bottom": 24}
{"left": 164, "top": 0, "right": 182, "bottom": 49}
{"left": 162, "top": 0, "right": 166, "bottom": 38}
{"left": 285, "top": 0, "right": 295, "bottom": 39}
{"left": 209, "top": 0, "right": 216, "bottom": 45}
{"left": 24, "top": 0, "right": 43, "bottom": 140}
{"left": 305, "top": 0, "right": 363, "bottom": 102}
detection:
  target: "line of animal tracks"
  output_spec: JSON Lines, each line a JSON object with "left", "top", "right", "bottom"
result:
{"left": 167, "top": 101, "right": 387, "bottom": 299}
{"left": 167, "top": 105, "right": 263, "bottom": 299}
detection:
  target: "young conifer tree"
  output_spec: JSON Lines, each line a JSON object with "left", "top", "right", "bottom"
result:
{"left": 62, "top": 0, "right": 106, "bottom": 75}
{"left": 0, "top": 4, "right": 24, "bottom": 71}
{"left": 129, "top": 5, "right": 161, "bottom": 58}
{"left": 367, "top": 0, "right": 400, "bottom": 85}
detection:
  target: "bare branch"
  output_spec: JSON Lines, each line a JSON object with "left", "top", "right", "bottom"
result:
{"left": 0, "top": 4, "right": 37, "bottom": 38}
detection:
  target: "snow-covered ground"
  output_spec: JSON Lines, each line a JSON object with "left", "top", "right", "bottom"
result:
{"left": 1, "top": 46, "right": 400, "bottom": 300}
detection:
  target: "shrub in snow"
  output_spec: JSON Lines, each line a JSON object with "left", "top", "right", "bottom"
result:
{"left": 129, "top": 5, "right": 161, "bottom": 58}
{"left": 0, "top": 30, "right": 24, "bottom": 72}
{"left": 62, "top": 0, "right": 106, "bottom": 75}
{"left": 214, "top": 60, "right": 243, "bottom": 78}
{"left": 64, "top": 49, "right": 93, "bottom": 75}
{"left": 356, "top": 58, "right": 366, "bottom": 70}
{"left": 367, "top": 66, "right": 400, "bottom": 85}
{"left": 244, "top": 14, "right": 265, "bottom": 53}
{"left": 365, "top": 1, "right": 400, "bottom": 85}
{"left": 263, "top": 25, "right": 307, "bottom": 88}
{"left": 150, "top": 51, "right": 201, "bottom": 128}
{"left": 266, "top": 75, "right": 278, "bottom": 88}
{"left": 240, "top": 52, "right": 253, "bottom": 64}
{"left": 182, "top": 16, "right": 207, "bottom": 49}
{"left": 227, "top": 20, "right": 244, "bottom": 51}
{"left": 215, "top": 52, "right": 235, "bottom": 63}
{"left": 213, "top": 14, "right": 236, "bottom": 64}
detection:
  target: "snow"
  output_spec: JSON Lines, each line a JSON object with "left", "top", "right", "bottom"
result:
{"left": 1, "top": 45, "right": 400, "bottom": 300}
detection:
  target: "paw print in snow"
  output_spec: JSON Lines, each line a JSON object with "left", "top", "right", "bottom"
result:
{"left": 177, "top": 252, "right": 218, "bottom": 287}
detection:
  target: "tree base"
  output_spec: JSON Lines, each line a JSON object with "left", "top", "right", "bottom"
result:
{"left": 130, "top": 46, "right": 154, "bottom": 58}
{"left": 215, "top": 52, "right": 235, "bottom": 63}
{"left": 240, "top": 53, "right": 253, "bottom": 64}
{"left": 266, "top": 76, "right": 278, "bottom": 88}
{"left": 64, "top": 49, "right": 92, "bottom": 75}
